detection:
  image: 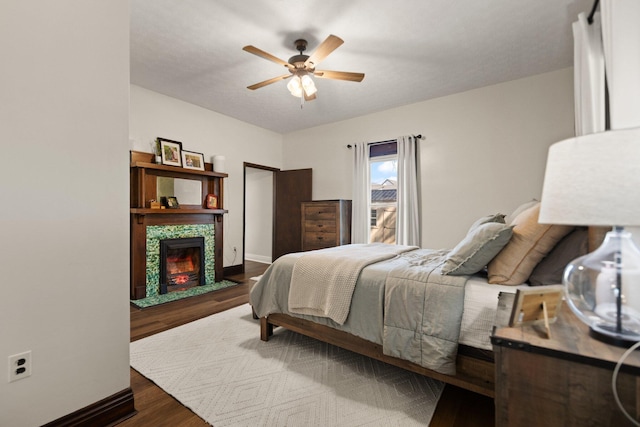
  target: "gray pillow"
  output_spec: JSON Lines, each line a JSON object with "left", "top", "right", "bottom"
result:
{"left": 528, "top": 227, "right": 589, "bottom": 286}
{"left": 467, "top": 213, "right": 506, "bottom": 234}
{"left": 442, "top": 222, "right": 514, "bottom": 276}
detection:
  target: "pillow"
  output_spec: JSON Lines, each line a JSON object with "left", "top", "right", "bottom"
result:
{"left": 507, "top": 199, "right": 539, "bottom": 225}
{"left": 467, "top": 213, "right": 506, "bottom": 234}
{"left": 528, "top": 227, "right": 589, "bottom": 286}
{"left": 441, "top": 222, "right": 514, "bottom": 276}
{"left": 487, "top": 203, "right": 574, "bottom": 285}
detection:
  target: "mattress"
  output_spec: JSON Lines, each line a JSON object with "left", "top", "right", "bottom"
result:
{"left": 459, "top": 276, "right": 516, "bottom": 350}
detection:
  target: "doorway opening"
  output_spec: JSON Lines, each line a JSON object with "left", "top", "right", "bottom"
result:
{"left": 244, "top": 165, "right": 274, "bottom": 264}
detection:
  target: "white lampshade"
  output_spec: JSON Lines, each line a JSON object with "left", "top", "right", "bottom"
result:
{"left": 539, "top": 127, "right": 640, "bottom": 227}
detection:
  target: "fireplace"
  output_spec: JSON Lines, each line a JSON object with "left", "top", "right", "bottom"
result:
{"left": 159, "top": 237, "right": 206, "bottom": 294}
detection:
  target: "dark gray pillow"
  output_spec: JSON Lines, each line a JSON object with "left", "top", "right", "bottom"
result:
{"left": 528, "top": 227, "right": 589, "bottom": 286}
{"left": 442, "top": 222, "right": 514, "bottom": 276}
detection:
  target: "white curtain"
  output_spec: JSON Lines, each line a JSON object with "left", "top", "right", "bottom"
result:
{"left": 572, "top": 11, "right": 605, "bottom": 135}
{"left": 351, "top": 143, "right": 370, "bottom": 244}
{"left": 601, "top": 0, "right": 640, "bottom": 130}
{"left": 601, "top": 0, "right": 640, "bottom": 243}
{"left": 396, "top": 135, "right": 420, "bottom": 246}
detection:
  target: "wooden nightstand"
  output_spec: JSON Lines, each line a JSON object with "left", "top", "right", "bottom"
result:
{"left": 492, "top": 292, "right": 640, "bottom": 426}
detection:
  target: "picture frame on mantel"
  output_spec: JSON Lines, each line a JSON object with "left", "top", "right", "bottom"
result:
{"left": 182, "top": 150, "right": 205, "bottom": 171}
{"left": 162, "top": 196, "right": 180, "bottom": 209}
{"left": 158, "top": 138, "right": 182, "bottom": 167}
{"left": 205, "top": 194, "right": 218, "bottom": 209}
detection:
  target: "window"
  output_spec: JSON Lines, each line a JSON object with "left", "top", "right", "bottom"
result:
{"left": 369, "top": 142, "right": 397, "bottom": 244}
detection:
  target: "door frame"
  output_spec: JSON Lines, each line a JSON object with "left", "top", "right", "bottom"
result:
{"left": 243, "top": 162, "right": 279, "bottom": 268}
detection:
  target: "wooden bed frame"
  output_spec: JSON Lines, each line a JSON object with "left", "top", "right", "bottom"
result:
{"left": 255, "top": 227, "right": 608, "bottom": 399}
{"left": 259, "top": 312, "right": 496, "bottom": 398}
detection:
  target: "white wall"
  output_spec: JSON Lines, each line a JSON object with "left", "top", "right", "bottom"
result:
{"left": 245, "top": 168, "right": 274, "bottom": 263}
{"left": 282, "top": 68, "right": 575, "bottom": 248}
{"left": 129, "top": 85, "right": 283, "bottom": 265}
{"left": 0, "top": 2, "right": 130, "bottom": 426}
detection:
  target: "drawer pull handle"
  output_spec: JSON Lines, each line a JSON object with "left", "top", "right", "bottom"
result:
{"left": 317, "top": 237, "right": 323, "bottom": 240}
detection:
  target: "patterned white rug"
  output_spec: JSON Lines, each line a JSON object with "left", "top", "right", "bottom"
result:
{"left": 130, "top": 304, "right": 444, "bottom": 426}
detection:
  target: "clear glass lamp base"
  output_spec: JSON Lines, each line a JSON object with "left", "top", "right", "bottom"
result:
{"left": 564, "top": 227, "right": 640, "bottom": 348}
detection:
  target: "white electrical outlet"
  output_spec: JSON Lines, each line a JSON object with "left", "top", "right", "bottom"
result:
{"left": 8, "top": 351, "right": 31, "bottom": 383}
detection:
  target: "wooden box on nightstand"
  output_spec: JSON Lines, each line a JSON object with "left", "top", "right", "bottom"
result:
{"left": 492, "top": 292, "right": 640, "bottom": 427}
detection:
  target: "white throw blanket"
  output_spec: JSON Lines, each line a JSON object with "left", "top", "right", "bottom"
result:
{"left": 288, "top": 243, "right": 417, "bottom": 325}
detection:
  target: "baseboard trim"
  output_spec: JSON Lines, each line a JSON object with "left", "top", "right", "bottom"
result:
{"left": 224, "top": 263, "right": 244, "bottom": 276}
{"left": 43, "top": 387, "right": 136, "bottom": 427}
{"left": 245, "top": 253, "right": 272, "bottom": 264}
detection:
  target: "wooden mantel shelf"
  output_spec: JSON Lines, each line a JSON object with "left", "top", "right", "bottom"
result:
{"left": 131, "top": 161, "right": 228, "bottom": 178}
{"left": 131, "top": 208, "right": 228, "bottom": 215}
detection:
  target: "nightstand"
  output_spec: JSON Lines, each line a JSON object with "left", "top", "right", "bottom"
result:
{"left": 492, "top": 292, "right": 640, "bottom": 426}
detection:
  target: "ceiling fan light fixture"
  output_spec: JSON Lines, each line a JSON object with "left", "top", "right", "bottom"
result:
{"left": 287, "top": 75, "right": 303, "bottom": 97}
{"left": 300, "top": 74, "right": 317, "bottom": 96}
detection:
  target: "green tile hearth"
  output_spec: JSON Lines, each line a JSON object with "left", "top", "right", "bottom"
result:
{"left": 131, "top": 280, "right": 238, "bottom": 308}
{"left": 145, "top": 224, "right": 215, "bottom": 298}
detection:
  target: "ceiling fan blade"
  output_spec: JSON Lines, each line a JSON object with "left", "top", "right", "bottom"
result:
{"left": 243, "top": 45, "right": 294, "bottom": 69}
{"left": 247, "top": 74, "right": 292, "bottom": 90}
{"left": 314, "top": 70, "right": 365, "bottom": 82}
{"left": 304, "top": 35, "right": 344, "bottom": 68}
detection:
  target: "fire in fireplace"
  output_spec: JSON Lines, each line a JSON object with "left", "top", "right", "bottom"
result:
{"left": 159, "top": 237, "right": 206, "bottom": 294}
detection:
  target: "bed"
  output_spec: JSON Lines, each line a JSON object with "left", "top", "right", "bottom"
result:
{"left": 249, "top": 202, "right": 589, "bottom": 397}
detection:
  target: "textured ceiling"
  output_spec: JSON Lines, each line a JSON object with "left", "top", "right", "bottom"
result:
{"left": 130, "top": 0, "right": 593, "bottom": 134}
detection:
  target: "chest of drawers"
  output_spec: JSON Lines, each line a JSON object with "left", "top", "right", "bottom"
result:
{"left": 301, "top": 200, "right": 352, "bottom": 251}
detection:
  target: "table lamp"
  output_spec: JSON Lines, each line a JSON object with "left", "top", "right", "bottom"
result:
{"left": 539, "top": 127, "right": 640, "bottom": 347}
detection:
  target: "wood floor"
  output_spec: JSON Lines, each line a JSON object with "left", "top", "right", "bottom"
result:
{"left": 121, "top": 260, "right": 495, "bottom": 427}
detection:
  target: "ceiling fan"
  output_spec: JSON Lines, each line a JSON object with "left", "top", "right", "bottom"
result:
{"left": 243, "top": 34, "right": 365, "bottom": 101}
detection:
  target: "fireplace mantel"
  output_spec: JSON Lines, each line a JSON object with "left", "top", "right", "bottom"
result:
{"left": 129, "top": 151, "right": 228, "bottom": 300}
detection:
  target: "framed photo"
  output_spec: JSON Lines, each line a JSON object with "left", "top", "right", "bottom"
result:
{"left": 182, "top": 150, "right": 205, "bottom": 171}
{"left": 162, "top": 196, "right": 180, "bottom": 209}
{"left": 509, "top": 285, "right": 564, "bottom": 338}
{"left": 205, "top": 194, "right": 218, "bottom": 209}
{"left": 158, "top": 138, "right": 182, "bottom": 167}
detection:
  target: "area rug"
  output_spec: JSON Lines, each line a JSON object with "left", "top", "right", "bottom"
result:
{"left": 130, "top": 304, "right": 444, "bottom": 426}
{"left": 130, "top": 280, "right": 238, "bottom": 309}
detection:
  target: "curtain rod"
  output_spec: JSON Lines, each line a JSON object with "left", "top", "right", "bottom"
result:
{"left": 587, "top": 0, "right": 599, "bottom": 24}
{"left": 347, "top": 134, "right": 423, "bottom": 149}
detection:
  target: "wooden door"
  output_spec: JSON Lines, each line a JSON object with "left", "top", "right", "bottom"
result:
{"left": 273, "top": 168, "right": 312, "bottom": 260}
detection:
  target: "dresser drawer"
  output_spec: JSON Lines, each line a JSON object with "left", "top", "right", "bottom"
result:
{"left": 303, "top": 219, "right": 337, "bottom": 233}
{"left": 303, "top": 232, "right": 337, "bottom": 250}
{"left": 303, "top": 205, "right": 338, "bottom": 221}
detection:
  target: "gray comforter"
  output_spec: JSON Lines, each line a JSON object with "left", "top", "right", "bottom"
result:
{"left": 249, "top": 245, "right": 468, "bottom": 375}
